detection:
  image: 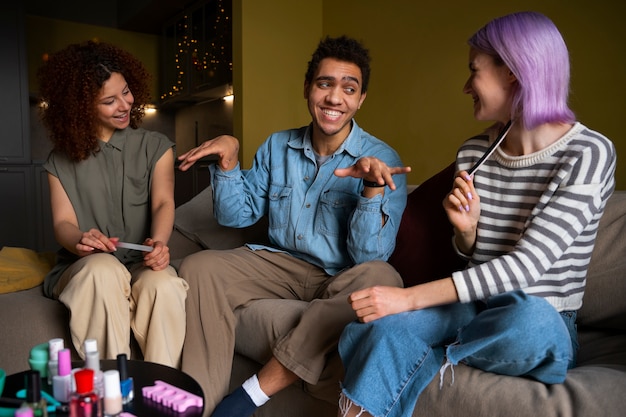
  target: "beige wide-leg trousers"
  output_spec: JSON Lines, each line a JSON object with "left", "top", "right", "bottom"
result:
{"left": 53, "top": 253, "right": 188, "bottom": 368}
{"left": 179, "top": 247, "right": 403, "bottom": 414}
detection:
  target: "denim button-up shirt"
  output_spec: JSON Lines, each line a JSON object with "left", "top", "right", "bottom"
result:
{"left": 209, "top": 121, "right": 407, "bottom": 275}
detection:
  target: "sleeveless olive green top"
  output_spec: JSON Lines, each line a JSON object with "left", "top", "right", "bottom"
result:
{"left": 42, "top": 127, "right": 174, "bottom": 297}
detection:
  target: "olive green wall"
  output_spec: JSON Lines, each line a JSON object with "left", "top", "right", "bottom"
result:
{"left": 25, "top": 16, "right": 160, "bottom": 101}
{"left": 234, "top": 0, "right": 624, "bottom": 189}
{"left": 234, "top": 0, "right": 322, "bottom": 166}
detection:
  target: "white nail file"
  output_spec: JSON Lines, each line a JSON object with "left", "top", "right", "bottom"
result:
{"left": 116, "top": 241, "right": 154, "bottom": 252}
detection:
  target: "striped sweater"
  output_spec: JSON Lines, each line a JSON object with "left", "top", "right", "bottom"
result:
{"left": 451, "top": 122, "right": 616, "bottom": 312}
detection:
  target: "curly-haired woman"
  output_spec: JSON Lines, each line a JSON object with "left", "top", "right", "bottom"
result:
{"left": 37, "top": 40, "right": 188, "bottom": 368}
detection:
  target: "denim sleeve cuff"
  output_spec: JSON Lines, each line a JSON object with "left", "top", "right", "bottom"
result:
{"left": 210, "top": 162, "right": 241, "bottom": 180}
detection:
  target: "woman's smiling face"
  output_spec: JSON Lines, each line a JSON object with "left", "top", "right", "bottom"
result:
{"left": 95, "top": 72, "right": 134, "bottom": 141}
{"left": 463, "top": 48, "right": 516, "bottom": 124}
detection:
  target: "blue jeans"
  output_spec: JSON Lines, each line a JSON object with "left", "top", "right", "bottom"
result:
{"left": 338, "top": 290, "right": 576, "bottom": 417}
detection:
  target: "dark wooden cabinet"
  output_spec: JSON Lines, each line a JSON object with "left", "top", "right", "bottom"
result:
{"left": 0, "top": 5, "right": 30, "bottom": 164}
{"left": 0, "top": 166, "right": 36, "bottom": 249}
{"left": 0, "top": 5, "right": 57, "bottom": 252}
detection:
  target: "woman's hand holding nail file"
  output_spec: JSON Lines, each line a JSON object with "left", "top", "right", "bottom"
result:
{"left": 116, "top": 241, "right": 154, "bottom": 252}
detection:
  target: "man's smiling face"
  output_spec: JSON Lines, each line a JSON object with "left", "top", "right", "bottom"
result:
{"left": 305, "top": 57, "right": 367, "bottom": 146}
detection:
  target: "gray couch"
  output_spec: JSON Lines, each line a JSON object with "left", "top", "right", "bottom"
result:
{"left": 1, "top": 164, "right": 625, "bottom": 416}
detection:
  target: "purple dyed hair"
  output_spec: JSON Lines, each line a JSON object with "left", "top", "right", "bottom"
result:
{"left": 468, "top": 11, "right": 576, "bottom": 129}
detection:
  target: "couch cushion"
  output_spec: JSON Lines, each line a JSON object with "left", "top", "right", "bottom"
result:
{"left": 577, "top": 329, "right": 626, "bottom": 367}
{"left": 174, "top": 186, "right": 269, "bottom": 250}
{"left": 415, "top": 361, "right": 626, "bottom": 417}
{"left": 577, "top": 190, "right": 626, "bottom": 331}
{"left": 0, "top": 285, "right": 74, "bottom": 375}
{"left": 388, "top": 162, "right": 467, "bottom": 287}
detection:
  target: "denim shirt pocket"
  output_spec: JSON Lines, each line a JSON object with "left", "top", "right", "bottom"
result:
{"left": 318, "top": 190, "right": 358, "bottom": 237}
{"left": 268, "top": 183, "right": 292, "bottom": 229}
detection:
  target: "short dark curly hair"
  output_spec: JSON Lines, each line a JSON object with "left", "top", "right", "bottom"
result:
{"left": 37, "top": 40, "right": 151, "bottom": 161}
{"left": 305, "top": 35, "right": 371, "bottom": 94}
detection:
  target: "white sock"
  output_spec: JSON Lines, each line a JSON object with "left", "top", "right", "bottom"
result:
{"left": 242, "top": 374, "right": 270, "bottom": 407}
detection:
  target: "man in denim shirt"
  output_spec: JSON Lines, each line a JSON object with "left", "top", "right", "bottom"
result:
{"left": 177, "top": 35, "right": 411, "bottom": 417}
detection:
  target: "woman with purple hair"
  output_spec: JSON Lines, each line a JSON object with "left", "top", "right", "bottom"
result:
{"left": 337, "top": 11, "right": 616, "bottom": 417}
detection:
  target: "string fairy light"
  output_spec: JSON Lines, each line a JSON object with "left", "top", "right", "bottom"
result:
{"left": 161, "top": 0, "right": 232, "bottom": 102}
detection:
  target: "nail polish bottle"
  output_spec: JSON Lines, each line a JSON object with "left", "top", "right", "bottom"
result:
{"left": 21, "top": 370, "right": 48, "bottom": 416}
{"left": 47, "top": 338, "right": 64, "bottom": 386}
{"left": 102, "top": 370, "right": 123, "bottom": 417}
{"left": 83, "top": 339, "right": 104, "bottom": 400}
{"left": 52, "top": 348, "right": 72, "bottom": 403}
{"left": 70, "top": 369, "right": 99, "bottom": 417}
{"left": 115, "top": 354, "right": 133, "bottom": 404}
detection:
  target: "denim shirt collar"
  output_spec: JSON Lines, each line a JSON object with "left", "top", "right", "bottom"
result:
{"left": 288, "top": 119, "right": 364, "bottom": 159}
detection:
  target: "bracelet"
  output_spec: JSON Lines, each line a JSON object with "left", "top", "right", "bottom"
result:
{"left": 362, "top": 179, "right": 386, "bottom": 188}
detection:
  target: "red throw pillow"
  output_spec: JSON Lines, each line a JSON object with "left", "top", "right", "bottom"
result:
{"left": 388, "top": 162, "right": 468, "bottom": 287}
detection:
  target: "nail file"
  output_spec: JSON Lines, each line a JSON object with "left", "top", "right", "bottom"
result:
{"left": 116, "top": 241, "right": 154, "bottom": 252}
{"left": 467, "top": 120, "right": 513, "bottom": 177}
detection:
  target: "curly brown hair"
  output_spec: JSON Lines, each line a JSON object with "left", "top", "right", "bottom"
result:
{"left": 37, "top": 40, "right": 152, "bottom": 161}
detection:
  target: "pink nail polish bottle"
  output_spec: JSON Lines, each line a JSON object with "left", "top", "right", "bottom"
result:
{"left": 52, "top": 348, "right": 72, "bottom": 403}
